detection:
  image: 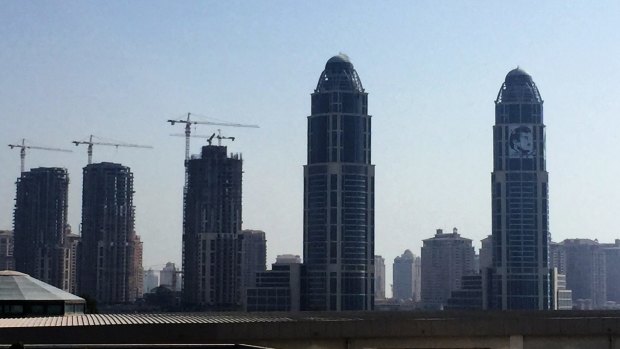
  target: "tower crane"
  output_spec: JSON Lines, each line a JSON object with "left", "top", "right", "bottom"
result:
{"left": 169, "top": 129, "right": 236, "bottom": 146}
{"left": 167, "top": 112, "right": 259, "bottom": 162}
{"left": 215, "top": 129, "right": 235, "bottom": 146}
{"left": 8, "top": 138, "right": 73, "bottom": 173}
{"left": 72, "top": 135, "right": 153, "bottom": 164}
{"left": 167, "top": 112, "right": 259, "bottom": 197}
{"left": 170, "top": 133, "right": 217, "bottom": 145}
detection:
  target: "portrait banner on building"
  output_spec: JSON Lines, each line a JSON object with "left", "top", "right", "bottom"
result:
{"left": 508, "top": 125, "right": 535, "bottom": 158}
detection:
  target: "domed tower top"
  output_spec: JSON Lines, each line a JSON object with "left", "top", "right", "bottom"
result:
{"left": 402, "top": 249, "right": 414, "bottom": 259}
{"left": 496, "top": 67, "right": 543, "bottom": 104}
{"left": 315, "top": 53, "right": 364, "bottom": 93}
{"left": 506, "top": 66, "right": 530, "bottom": 78}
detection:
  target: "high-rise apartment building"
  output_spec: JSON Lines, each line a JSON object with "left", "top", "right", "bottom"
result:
{"left": 143, "top": 269, "right": 159, "bottom": 294}
{"left": 241, "top": 230, "right": 267, "bottom": 290}
{"left": 0, "top": 230, "right": 14, "bottom": 270}
{"left": 479, "top": 235, "right": 493, "bottom": 272}
{"left": 490, "top": 68, "right": 551, "bottom": 310}
{"left": 602, "top": 240, "right": 620, "bottom": 303}
{"left": 13, "top": 168, "right": 75, "bottom": 291}
{"left": 78, "top": 163, "right": 142, "bottom": 304}
{"left": 302, "top": 54, "right": 374, "bottom": 311}
{"left": 552, "top": 239, "right": 606, "bottom": 308}
{"left": 393, "top": 250, "right": 416, "bottom": 301}
{"left": 130, "top": 235, "right": 144, "bottom": 300}
{"left": 551, "top": 268, "right": 573, "bottom": 310}
{"left": 421, "top": 228, "right": 475, "bottom": 309}
{"left": 64, "top": 231, "right": 80, "bottom": 294}
{"left": 183, "top": 145, "right": 243, "bottom": 310}
{"left": 160, "top": 262, "right": 181, "bottom": 292}
{"left": 374, "top": 255, "right": 386, "bottom": 300}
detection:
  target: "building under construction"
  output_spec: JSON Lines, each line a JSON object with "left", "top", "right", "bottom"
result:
{"left": 13, "top": 167, "right": 76, "bottom": 292}
{"left": 78, "top": 162, "right": 142, "bottom": 304}
{"left": 183, "top": 145, "right": 243, "bottom": 310}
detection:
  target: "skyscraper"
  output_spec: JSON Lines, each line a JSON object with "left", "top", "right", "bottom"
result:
{"left": 143, "top": 268, "right": 159, "bottom": 294}
{"left": 302, "top": 54, "right": 374, "bottom": 311}
{"left": 78, "top": 163, "right": 142, "bottom": 304}
{"left": 374, "top": 255, "right": 385, "bottom": 300}
{"left": 13, "top": 168, "right": 74, "bottom": 291}
{"left": 240, "top": 230, "right": 267, "bottom": 290}
{"left": 392, "top": 250, "right": 416, "bottom": 301}
{"left": 421, "top": 228, "right": 476, "bottom": 309}
{"left": 158, "top": 262, "right": 179, "bottom": 291}
{"left": 183, "top": 145, "right": 242, "bottom": 310}
{"left": 552, "top": 239, "right": 606, "bottom": 309}
{"left": 601, "top": 240, "right": 620, "bottom": 304}
{"left": 490, "top": 68, "right": 550, "bottom": 310}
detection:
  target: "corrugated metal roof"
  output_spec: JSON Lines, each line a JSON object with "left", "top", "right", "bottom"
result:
{"left": 0, "top": 314, "right": 285, "bottom": 327}
{"left": 0, "top": 312, "right": 365, "bottom": 328}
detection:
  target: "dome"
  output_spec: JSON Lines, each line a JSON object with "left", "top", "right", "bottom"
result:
{"left": 324, "top": 53, "right": 354, "bottom": 71}
{"left": 504, "top": 66, "right": 534, "bottom": 86}
{"left": 496, "top": 66, "right": 542, "bottom": 104}
{"left": 326, "top": 53, "right": 351, "bottom": 65}
{"left": 315, "top": 53, "right": 364, "bottom": 92}
{"left": 506, "top": 66, "right": 531, "bottom": 79}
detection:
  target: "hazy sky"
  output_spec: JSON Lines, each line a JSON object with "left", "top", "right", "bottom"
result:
{"left": 1, "top": 1, "right": 619, "bottom": 295}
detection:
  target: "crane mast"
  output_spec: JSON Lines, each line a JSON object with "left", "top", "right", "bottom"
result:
{"left": 8, "top": 138, "right": 73, "bottom": 173}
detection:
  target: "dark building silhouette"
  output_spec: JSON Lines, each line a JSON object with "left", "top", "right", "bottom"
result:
{"left": 182, "top": 145, "right": 242, "bottom": 310}
{"left": 78, "top": 163, "right": 142, "bottom": 304}
{"left": 302, "top": 54, "right": 375, "bottom": 311}
{"left": 489, "top": 68, "right": 550, "bottom": 310}
{"left": 13, "top": 168, "right": 75, "bottom": 292}
{"left": 0, "top": 230, "right": 14, "bottom": 271}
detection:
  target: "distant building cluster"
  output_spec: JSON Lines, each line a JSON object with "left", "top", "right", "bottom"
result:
{"left": 4, "top": 54, "right": 620, "bottom": 314}
{"left": 6, "top": 164, "right": 144, "bottom": 306}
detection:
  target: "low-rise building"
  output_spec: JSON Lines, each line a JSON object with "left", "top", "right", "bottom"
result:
{"left": 246, "top": 255, "right": 301, "bottom": 312}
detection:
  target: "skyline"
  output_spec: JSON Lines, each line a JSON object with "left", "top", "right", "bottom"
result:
{"left": 2, "top": 1, "right": 620, "bottom": 296}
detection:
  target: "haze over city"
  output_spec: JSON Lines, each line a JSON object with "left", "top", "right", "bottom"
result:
{"left": 1, "top": 0, "right": 620, "bottom": 295}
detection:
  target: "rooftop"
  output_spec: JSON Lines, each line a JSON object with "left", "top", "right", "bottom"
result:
{"left": 0, "top": 270, "right": 83, "bottom": 302}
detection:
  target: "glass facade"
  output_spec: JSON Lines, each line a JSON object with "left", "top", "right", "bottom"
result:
{"left": 490, "top": 68, "right": 550, "bottom": 310}
{"left": 303, "top": 55, "right": 375, "bottom": 311}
